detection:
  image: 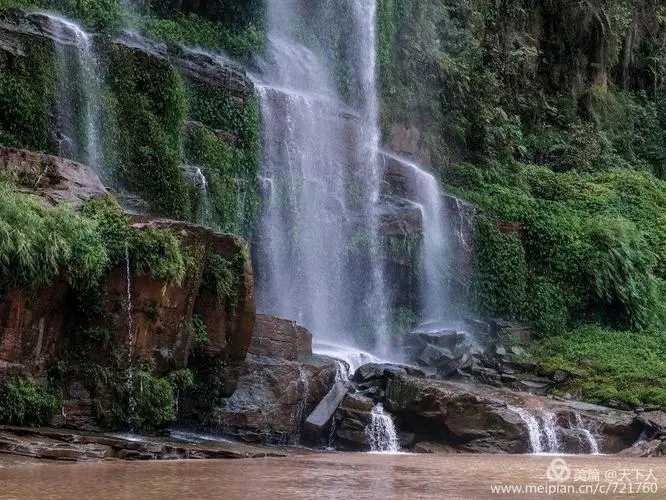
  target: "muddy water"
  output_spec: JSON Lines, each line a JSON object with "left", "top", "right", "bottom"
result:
{"left": 1, "top": 453, "right": 663, "bottom": 500}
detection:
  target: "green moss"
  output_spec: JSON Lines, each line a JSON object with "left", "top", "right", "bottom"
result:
{"left": 0, "top": 1, "right": 125, "bottom": 31}
{"left": 533, "top": 326, "right": 666, "bottom": 408}
{"left": 0, "top": 35, "right": 57, "bottom": 151}
{"left": 201, "top": 252, "right": 243, "bottom": 311}
{"left": 0, "top": 377, "right": 60, "bottom": 426}
{"left": 474, "top": 217, "right": 528, "bottom": 319}
{"left": 105, "top": 44, "right": 189, "bottom": 218}
{"left": 184, "top": 87, "right": 260, "bottom": 235}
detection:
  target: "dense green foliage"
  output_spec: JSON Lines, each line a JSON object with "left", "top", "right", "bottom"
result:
{"left": 0, "top": 377, "right": 60, "bottom": 426}
{"left": 376, "top": 1, "right": 666, "bottom": 407}
{"left": 184, "top": 88, "right": 260, "bottom": 235}
{"left": 533, "top": 326, "right": 666, "bottom": 408}
{"left": 446, "top": 163, "right": 666, "bottom": 333}
{"left": 0, "top": 184, "right": 109, "bottom": 290}
{"left": 105, "top": 45, "right": 189, "bottom": 217}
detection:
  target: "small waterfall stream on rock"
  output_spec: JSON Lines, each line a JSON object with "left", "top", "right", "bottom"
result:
{"left": 510, "top": 406, "right": 605, "bottom": 455}
{"left": 366, "top": 404, "right": 400, "bottom": 453}
{"left": 124, "top": 243, "right": 136, "bottom": 420}
{"left": 574, "top": 413, "right": 601, "bottom": 455}
{"left": 255, "top": 0, "right": 391, "bottom": 357}
{"left": 509, "top": 406, "right": 545, "bottom": 454}
{"left": 381, "top": 152, "right": 451, "bottom": 321}
{"left": 45, "top": 14, "right": 103, "bottom": 171}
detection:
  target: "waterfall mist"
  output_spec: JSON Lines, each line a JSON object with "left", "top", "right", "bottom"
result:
{"left": 255, "top": 0, "right": 391, "bottom": 355}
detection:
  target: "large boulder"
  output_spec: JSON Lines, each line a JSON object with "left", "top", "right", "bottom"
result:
{"left": 209, "top": 353, "right": 337, "bottom": 445}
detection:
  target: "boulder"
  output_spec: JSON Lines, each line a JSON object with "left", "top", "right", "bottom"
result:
{"left": 302, "top": 381, "right": 349, "bottom": 444}
{"left": 619, "top": 438, "right": 666, "bottom": 457}
{"left": 637, "top": 410, "right": 666, "bottom": 436}
{"left": 209, "top": 353, "right": 338, "bottom": 445}
{"left": 354, "top": 363, "right": 425, "bottom": 384}
{"left": 385, "top": 375, "right": 529, "bottom": 453}
{"left": 332, "top": 393, "right": 376, "bottom": 451}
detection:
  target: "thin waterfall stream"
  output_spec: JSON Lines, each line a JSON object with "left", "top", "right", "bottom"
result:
{"left": 44, "top": 13, "right": 104, "bottom": 172}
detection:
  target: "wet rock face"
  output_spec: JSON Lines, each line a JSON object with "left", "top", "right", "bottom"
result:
{"left": 0, "top": 147, "right": 108, "bottom": 207}
{"left": 210, "top": 353, "right": 337, "bottom": 445}
{"left": 0, "top": 281, "right": 69, "bottom": 379}
{"left": 0, "top": 152, "right": 256, "bottom": 379}
{"left": 248, "top": 314, "right": 312, "bottom": 362}
{"left": 101, "top": 218, "right": 255, "bottom": 373}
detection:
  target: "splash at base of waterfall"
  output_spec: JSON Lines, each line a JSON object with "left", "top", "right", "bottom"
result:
{"left": 366, "top": 404, "right": 400, "bottom": 453}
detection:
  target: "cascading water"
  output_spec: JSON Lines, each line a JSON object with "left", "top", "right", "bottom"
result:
{"left": 125, "top": 243, "right": 137, "bottom": 422}
{"left": 542, "top": 410, "right": 561, "bottom": 453}
{"left": 574, "top": 413, "right": 601, "bottom": 455}
{"left": 381, "top": 152, "right": 450, "bottom": 321}
{"left": 45, "top": 14, "right": 103, "bottom": 171}
{"left": 366, "top": 404, "right": 400, "bottom": 453}
{"left": 193, "top": 167, "right": 211, "bottom": 226}
{"left": 255, "top": 0, "right": 391, "bottom": 355}
{"left": 510, "top": 406, "right": 544, "bottom": 454}
{"left": 293, "top": 366, "right": 311, "bottom": 437}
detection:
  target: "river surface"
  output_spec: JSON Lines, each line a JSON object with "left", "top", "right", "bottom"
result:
{"left": 1, "top": 453, "right": 663, "bottom": 499}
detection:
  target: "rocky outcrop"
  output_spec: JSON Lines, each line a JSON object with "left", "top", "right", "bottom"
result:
{"left": 334, "top": 365, "right": 650, "bottom": 454}
{"left": 248, "top": 314, "right": 312, "bottom": 362}
{"left": 0, "top": 147, "right": 107, "bottom": 207}
{"left": 99, "top": 218, "right": 255, "bottom": 373}
{"left": 0, "top": 426, "right": 284, "bottom": 461}
{"left": 112, "top": 32, "right": 253, "bottom": 101}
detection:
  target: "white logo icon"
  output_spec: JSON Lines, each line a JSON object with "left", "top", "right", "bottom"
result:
{"left": 546, "top": 458, "right": 571, "bottom": 482}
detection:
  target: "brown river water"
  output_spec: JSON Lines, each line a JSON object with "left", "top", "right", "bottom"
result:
{"left": 1, "top": 453, "right": 664, "bottom": 500}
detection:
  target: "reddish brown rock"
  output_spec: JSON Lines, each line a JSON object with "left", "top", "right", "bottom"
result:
{"left": 0, "top": 281, "right": 69, "bottom": 379}
{"left": 103, "top": 218, "right": 255, "bottom": 373}
{"left": 248, "top": 314, "right": 313, "bottom": 361}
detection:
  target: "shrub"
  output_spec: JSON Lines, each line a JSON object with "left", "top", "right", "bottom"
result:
{"left": 130, "top": 227, "right": 186, "bottom": 284}
{"left": 0, "top": 183, "right": 108, "bottom": 290}
{"left": 0, "top": 378, "right": 60, "bottom": 426}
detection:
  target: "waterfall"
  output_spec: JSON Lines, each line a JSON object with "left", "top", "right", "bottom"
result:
{"left": 125, "top": 243, "right": 134, "bottom": 359}
{"left": 45, "top": 14, "right": 103, "bottom": 171}
{"left": 366, "top": 404, "right": 400, "bottom": 453}
{"left": 574, "top": 413, "right": 601, "bottom": 455}
{"left": 194, "top": 167, "right": 211, "bottom": 226}
{"left": 255, "top": 0, "right": 391, "bottom": 355}
{"left": 294, "top": 366, "right": 311, "bottom": 436}
{"left": 542, "top": 410, "right": 561, "bottom": 453}
{"left": 510, "top": 406, "right": 544, "bottom": 454}
{"left": 381, "top": 152, "right": 450, "bottom": 321}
